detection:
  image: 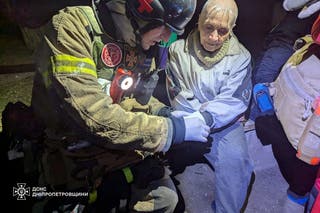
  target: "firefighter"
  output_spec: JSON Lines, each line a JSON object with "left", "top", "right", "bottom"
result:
{"left": 31, "top": 0, "right": 210, "bottom": 212}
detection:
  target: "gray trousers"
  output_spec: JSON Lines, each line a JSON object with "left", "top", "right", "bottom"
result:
{"left": 205, "top": 122, "right": 254, "bottom": 213}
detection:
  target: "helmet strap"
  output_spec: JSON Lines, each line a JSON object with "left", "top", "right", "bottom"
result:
{"left": 92, "top": 0, "right": 117, "bottom": 38}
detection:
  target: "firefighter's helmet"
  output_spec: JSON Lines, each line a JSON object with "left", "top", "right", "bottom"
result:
{"left": 127, "top": 0, "right": 196, "bottom": 35}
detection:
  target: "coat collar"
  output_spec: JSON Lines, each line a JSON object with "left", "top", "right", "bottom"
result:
{"left": 184, "top": 29, "right": 241, "bottom": 68}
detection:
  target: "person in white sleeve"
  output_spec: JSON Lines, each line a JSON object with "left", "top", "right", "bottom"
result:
{"left": 165, "top": 0, "right": 254, "bottom": 212}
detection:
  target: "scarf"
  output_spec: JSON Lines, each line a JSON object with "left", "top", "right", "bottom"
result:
{"left": 189, "top": 30, "right": 230, "bottom": 69}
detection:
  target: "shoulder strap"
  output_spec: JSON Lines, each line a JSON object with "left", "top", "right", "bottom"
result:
{"left": 287, "top": 35, "right": 314, "bottom": 66}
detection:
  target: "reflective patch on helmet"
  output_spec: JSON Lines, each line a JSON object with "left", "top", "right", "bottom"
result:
{"left": 101, "top": 43, "right": 122, "bottom": 67}
{"left": 124, "top": 45, "right": 138, "bottom": 70}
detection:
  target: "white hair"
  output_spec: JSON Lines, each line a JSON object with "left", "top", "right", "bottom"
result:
{"left": 199, "top": 0, "right": 238, "bottom": 28}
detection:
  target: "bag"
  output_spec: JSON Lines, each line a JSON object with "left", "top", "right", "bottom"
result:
{"left": 1, "top": 101, "right": 45, "bottom": 211}
{"left": 268, "top": 42, "right": 320, "bottom": 165}
{"left": 2, "top": 101, "right": 44, "bottom": 168}
{"left": 3, "top": 0, "right": 90, "bottom": 28}
{"left": 2, "top": 101, "right": 44, "bottom": 171}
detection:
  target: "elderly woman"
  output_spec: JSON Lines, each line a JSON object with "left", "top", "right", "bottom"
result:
{"left": 166, "top": 0, "right": 254, "bottom": 212}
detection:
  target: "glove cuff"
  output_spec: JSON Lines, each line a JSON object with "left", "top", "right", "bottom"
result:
{"left": 200, "top": 111, "right": 214, "bottom": 127}
{"left": 169, "top": 116, "right": 185, "bottom": 144}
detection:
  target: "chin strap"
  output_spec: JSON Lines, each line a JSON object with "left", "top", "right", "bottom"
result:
{"left": 92, "top": 0, "right": 117, "bottom": 39}
{"left": 125, "top": 2, "right": 144, "bottom": 47}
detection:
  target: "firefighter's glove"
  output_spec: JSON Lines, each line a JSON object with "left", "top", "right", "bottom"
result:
{"left": 119, "top": 98, "right": 150, "bottom": 113}
{"left": 133, "top": 72, "right": 159, "bottom": 105}
{"left": 131, "top": 156, "right": 165, "bottom": 189}
{"left": 183, "top": 111, "right": 210, "bottom": 142}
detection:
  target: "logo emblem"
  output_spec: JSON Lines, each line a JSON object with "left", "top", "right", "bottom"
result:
{"left": 137, "top": 0, "right": 154, "bottom": 13}
{"left": 13, "top": 183, "right": 30, "bottom": 200}
{"left": 101, "top": 43, "right": 122, "bottom": 67}
{"left": 242, "top": 88, "right": 250, "bottom": 102}
{"left": 124, "top": 46, "right": 138, "bottom": 69}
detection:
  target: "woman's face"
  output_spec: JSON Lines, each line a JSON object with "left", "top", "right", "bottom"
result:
{"left": 199, "top": 11, "right": 231, "bottom": 52}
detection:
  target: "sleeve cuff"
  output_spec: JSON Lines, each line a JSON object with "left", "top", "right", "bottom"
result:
{"left": 157, "top": 106, "right": 173, "bottom": 117}
{"left": 200, "top": 111, "right": 214, "bottom": 127}
{"left": 169, "top": 116, "right": 185, "bottom": 145}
